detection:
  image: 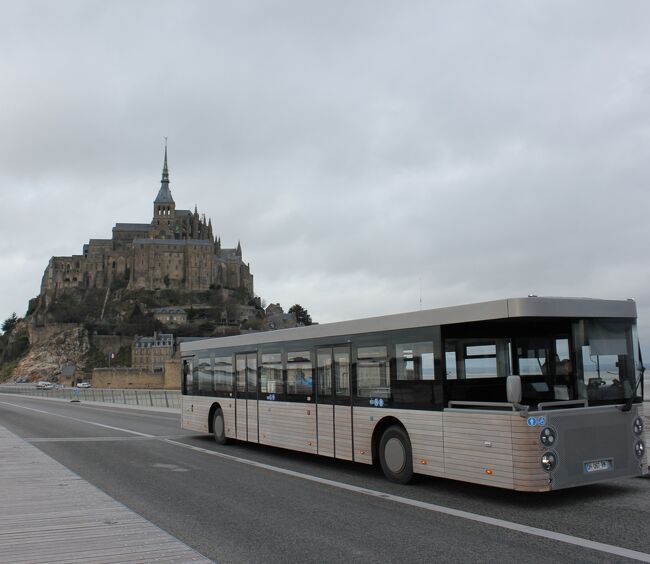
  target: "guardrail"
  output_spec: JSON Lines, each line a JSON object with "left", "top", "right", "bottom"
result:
{"left": 0, "top": 385, "right": 180, "bottom": 409}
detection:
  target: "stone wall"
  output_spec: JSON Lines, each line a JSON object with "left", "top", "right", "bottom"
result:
{"left": 91, "top": 335, "right": 133, "bottom": 356}
{"left": 164, "top": 359, "right": 181, "bottom": 390}
{"left": 91, "top": 367, "right": 164, "bottom": 389}
{"left": 28, "top": 323, "right": 80, "bottom": 346}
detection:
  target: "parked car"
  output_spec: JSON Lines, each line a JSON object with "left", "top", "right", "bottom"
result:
{"left": 35, "top": 381, "right": 54, "bottom": 390}
{"left": 15, "top": 377, "right": 27, "bottom": 383}
{"left": 76, "top": 382, "right": 91, "bottom": 388}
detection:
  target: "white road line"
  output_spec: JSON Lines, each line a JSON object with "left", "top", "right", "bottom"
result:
{"left": 3, "top": 399, "right": 650, "bottom": 562}
{"left": 162, "top": 438, "right": 650, "bottom": 562}
{"left": 0, "top": 401, "right": 155, "bottom": 437}
{"left": 25, "top": 435, "right": 189, "bottom": 442}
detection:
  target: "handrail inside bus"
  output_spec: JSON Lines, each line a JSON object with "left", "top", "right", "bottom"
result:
{"left": 537, "top": 399, "right": 588, "bottom": 410}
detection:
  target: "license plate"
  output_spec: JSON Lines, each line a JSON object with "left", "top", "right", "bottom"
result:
{"left": 583, "top": 459, "right": 613, "bottom": 473}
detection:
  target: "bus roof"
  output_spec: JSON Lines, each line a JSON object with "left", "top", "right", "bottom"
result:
{"left": 180, "top": 296, "right": 637, "bottom": 354}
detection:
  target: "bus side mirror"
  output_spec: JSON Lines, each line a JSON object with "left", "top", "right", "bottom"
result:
{"left": 506, "top": 375, "right": 522, "bottom": 405}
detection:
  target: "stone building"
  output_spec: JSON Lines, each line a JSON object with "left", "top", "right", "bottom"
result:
{"left": 132, "top": 332, "right": 174, "bottom": 371}
{"left": 152, "top": 307, "right": 188, "bottom": 326}
{"left": 39, "top": 147, "right": 254, "bottom": 304}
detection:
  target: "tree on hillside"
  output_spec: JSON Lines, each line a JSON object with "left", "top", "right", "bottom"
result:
{"left": 2, "top": 313, "right": 18, "bottom": 334}
{"left": 288, "top": 304, "right": 313, "bottom": 326}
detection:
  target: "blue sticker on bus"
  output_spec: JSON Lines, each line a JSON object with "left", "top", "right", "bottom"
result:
{"left": 527, "top": 416, "right": 547, "bottom": 427}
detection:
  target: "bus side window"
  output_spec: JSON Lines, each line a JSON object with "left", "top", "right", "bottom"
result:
{"left": 396, "top": 342, "right": 434, "bottom": 380}
{"left": 183, "top": 360, "right": 193, "bottom": 393}
{"left": 214, "top": 355, "right": 234, "bottom": 395}
{"left": 444, "top": 339, "right": 511, "bottom": 379}
{"left": 198, "top": 356, "right": 212, "bottom": 395}
{"left": 357, "top": 346, "right": 390, "bottom": 398}
{"left": 393, "top": 342, "right": 435, "bottom": 407}
{"left": 287, "top": 351, "right": 312, "bottom": 395}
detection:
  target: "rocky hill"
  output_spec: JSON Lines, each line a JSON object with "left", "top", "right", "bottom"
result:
{"left": 12, "top": 325, "right": 90, "bottom": 382}
{"left": 0, "top": 286, "right": 310, "bottom": 383}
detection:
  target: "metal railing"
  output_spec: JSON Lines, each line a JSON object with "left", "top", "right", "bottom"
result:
{"left": 0, "top": 385, "right": 181, "bottom": 409}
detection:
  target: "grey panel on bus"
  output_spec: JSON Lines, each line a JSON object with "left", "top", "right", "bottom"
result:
{"left": 181, "top": 297, "right": 636, "bottom": 354}
{"left": 507, "top": 297, "right": 636, "bottom": 320}
{"left": 543, "top": 406, "right": 643, "bottom": 490}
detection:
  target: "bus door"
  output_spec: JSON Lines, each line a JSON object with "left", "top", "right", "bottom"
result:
{"left": 235, "top": 353, "right": 258, "bottom": 442}
{"left": 316, "top": 346, "right": 352, "bottom": 460}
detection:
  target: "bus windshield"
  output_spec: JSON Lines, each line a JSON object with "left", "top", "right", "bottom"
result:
{"left": 575, "top": 319, "right": 641, "bottom": 404}
{"left": 443, "top": 317, "right": 642, "bottom": 407}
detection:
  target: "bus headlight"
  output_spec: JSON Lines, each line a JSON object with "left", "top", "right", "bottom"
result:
{"left": 634, "top": 440, "right": 645, "bottom": 459}
{"left": 540, "top": 427, "right": 556, "bottom": 447}
{"left": 541, "top": 452, "right": 557, "bottom": 472}
{"left": 633, "top": 417, "right": 644, "bottom": 436}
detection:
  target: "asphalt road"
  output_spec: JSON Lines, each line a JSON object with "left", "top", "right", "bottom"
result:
{"left": 1, "top": 394, "right": 649, "bottom": 564}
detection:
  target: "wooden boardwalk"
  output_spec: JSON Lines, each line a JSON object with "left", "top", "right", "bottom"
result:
{"left": 0, "top": 426, "right": 212, "bottom": 563}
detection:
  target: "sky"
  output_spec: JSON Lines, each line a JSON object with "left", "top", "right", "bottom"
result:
{"left": 1, "top": 1, "right": 650, "bottom": 350}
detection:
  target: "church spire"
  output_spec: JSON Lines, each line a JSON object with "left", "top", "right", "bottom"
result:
{"left": 154, "top": 141, "right": 175, "bottom": 205}
{"left": 162, "top": 139, "right": 169, "bottom": 183}
{"left": 153, "top": 140, "right": 175, "bottom": 225}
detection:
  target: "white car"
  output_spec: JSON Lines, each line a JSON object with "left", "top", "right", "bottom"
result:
{"left": 35, "top": 381, "right": 54, "bottom": 389}
{"left": 76, "top": 382, "right": 91, "bottom": 388}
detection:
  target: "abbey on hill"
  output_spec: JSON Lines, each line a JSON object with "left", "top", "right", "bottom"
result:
{"left": 39, "top": 147, "right": 254, "bottom": 303}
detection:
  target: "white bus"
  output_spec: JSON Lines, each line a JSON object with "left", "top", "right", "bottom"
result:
{"left": 180, "top": 297, "right": 647, "bottom": 491}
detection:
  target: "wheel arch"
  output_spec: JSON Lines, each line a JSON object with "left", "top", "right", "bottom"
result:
{"left": 208, "top": 402, "right": 223, "bottom": 434}
{"left": 371, "top": 416, "right": 409, "bottom": 465}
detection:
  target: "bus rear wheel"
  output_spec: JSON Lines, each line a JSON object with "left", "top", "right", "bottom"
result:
{"left": 379, "top": 425, "right": 413, "bottom": 484}
{"left": 213, "top": 408, "right": 228, "bottom": 445}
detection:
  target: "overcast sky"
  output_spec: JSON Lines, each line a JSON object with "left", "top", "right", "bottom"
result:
{"left": 1, "top": 1, "right": 649, "bottom": 349}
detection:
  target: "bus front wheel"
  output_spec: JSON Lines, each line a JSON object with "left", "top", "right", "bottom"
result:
{"left": 213, "top": 408, "right": 228, "bottom": 445}
{"left": 379, "top": 425, "right": 413, "bottom": 484}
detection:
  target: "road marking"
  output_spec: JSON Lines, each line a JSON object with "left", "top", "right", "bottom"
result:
{"left": 0, "top": 401, "right": 155, "bottom": 438}
{"left": 161, "top": 437, "right": 650, "bottom": 562}
{"left": 3, "top": 398, "right": 650, "bottom": 562}
{"left": 25, "top": 435, "right": 189, "bottom": 443}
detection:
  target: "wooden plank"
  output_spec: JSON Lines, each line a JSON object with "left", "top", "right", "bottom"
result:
{"left": 0, "top": 426, "right": 211, "bottom": 564}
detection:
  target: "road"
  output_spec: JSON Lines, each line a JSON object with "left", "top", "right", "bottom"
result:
{"left": 0, "top": 394, "right": 649, "bottom": 563}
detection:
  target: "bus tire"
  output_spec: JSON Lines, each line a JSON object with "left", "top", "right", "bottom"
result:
{"left": 379, "top": 425, "right": 413, "bottom": 484}
{"left": 213, "top": 408, "right": 228, "bottom": 445}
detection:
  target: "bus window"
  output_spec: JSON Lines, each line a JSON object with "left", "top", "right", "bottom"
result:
{"left": 183, "top": 359, "right": 193, "bottom": 394}
{"left": 317, "top": 349, "right": 333, "bottom": 397}
{"left": 516, "top": 339, "right": 549, "bottom": 376}
{"left": 357, "top": 346, "right": 390, "bottom": 398}
{"left": 393, "top": 342, "right": 435, "bottom": 407}
{"left": 236, "top": 355, "right": 246, "bottom": 394}
{"left": 334, "top": 347, "right": 350, "bottom": 398}
{"left": 465, "top": 344, "right": 497, "bottom": 378}
{"left": 444, "top": 339, "right": 511, "bottom": 380}
{"left": 287, "top": 351, "right": 312, "bottom": 395}
{"left": 197, "top": 356, "right": 212, "bottom": 394}
{"left": 396, "top": 342, "right": 434, "bottom": 380}
{"left": 213, "top": 355, "right": 233, "bottom": 395}
{"left": 579, "top": 320, "right": 636, "bottom": 403}
{"left": 236, "top": 353, "right": 257, "bottom": 397}
{"left": 261, "top": 352, "right": 283, "bottom": 395}
{"left": 445, "top": 351, "right": 458, "bottom": 380}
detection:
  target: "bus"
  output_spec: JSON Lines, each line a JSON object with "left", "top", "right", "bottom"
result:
{"left": 180, "top": 296, "right": 647, "bottom": 491}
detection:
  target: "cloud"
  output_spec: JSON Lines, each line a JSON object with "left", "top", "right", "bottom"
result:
{"left": 1, "top": 0, "right": 650, "bottom": 353}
